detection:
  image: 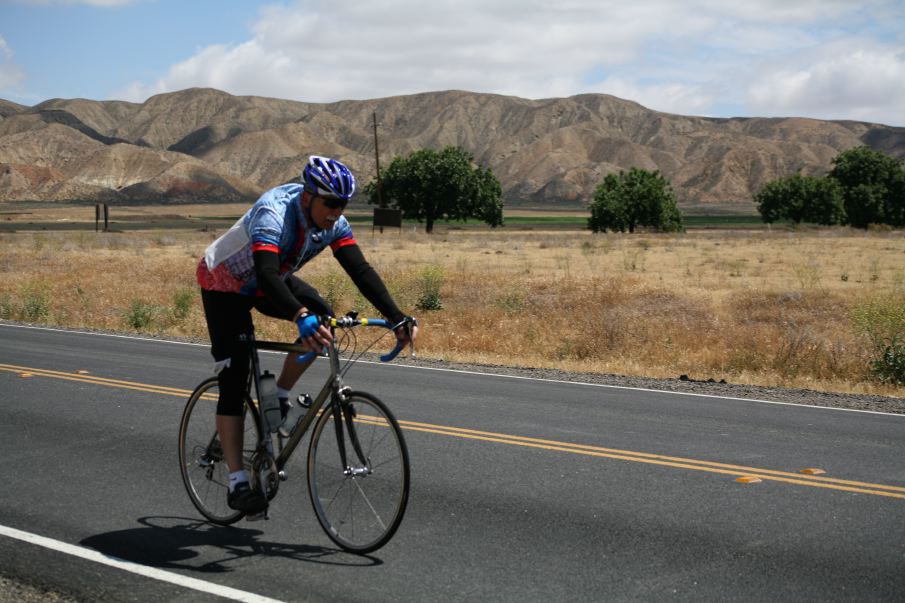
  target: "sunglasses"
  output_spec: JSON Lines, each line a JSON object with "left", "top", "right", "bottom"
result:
{"left": 320, "top": 196, "right": 348, "bottom": 210}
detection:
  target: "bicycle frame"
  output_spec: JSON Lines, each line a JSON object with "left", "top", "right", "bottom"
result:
{"left": 245, "top": 330, "right": 367, "bottom": 476}
{"left": 180, "top": 313, "right": 414, "bottom": 549}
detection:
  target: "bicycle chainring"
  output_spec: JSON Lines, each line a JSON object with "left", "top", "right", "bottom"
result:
{"left": 251, "top": 451, "right": 280, "bottom": 502}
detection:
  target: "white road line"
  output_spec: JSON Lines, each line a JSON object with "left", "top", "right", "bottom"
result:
{"left": 0, "top": 524, "right": 284, "bottom": 603}
{"left": 2, "top": 321, "right": 902, "bottom": 418}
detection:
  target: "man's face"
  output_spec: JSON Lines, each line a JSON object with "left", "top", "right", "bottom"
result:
{"left": 304, "top": 193, "right": 346, "bottom": 229}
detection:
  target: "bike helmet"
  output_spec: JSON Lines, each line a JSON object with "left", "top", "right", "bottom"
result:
{"left": 302, "top": 156, "right": 356, "bottom": 200}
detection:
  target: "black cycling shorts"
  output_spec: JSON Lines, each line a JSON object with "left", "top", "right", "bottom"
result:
{"left": 200, "top": 276, "right": 333, "bottom": 416}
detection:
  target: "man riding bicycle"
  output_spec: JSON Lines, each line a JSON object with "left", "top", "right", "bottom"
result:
{"left": 196, "top": 155, "right": 418, "bottom": 513}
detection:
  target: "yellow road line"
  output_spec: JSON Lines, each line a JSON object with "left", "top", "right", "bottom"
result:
{"left": 0, "top": 363, "right": 191, "bottom": 397}
{"left": 395, "top": 420, "right": 905, "bottom": 495}
{"left": 4, "top": 362, "right": 904, "bottom": 500}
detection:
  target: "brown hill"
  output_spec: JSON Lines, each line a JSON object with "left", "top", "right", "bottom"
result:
{"left": 1, "top": 87, "right": 902, "bottom": 211}
{"left": 0, "top": 99, "right": 28, "bottom": 119}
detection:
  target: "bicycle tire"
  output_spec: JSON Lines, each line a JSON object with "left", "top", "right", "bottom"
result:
{"left": 178, "top": 377, "right": 261, "bottom": 525}
{"left": 307, "top": 391, "right": 410, "bottom": 553}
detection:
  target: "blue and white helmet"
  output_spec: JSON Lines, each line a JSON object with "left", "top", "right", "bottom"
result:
{"left": 302, "top": 155, "right": 356, "bottom": 200}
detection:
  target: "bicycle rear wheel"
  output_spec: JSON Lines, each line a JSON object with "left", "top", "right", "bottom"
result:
{"left": 178, "top": 377, "right": 261, "bottom": 524}
{"left": 307, "top": 391, "right": 410, "bottom": 553}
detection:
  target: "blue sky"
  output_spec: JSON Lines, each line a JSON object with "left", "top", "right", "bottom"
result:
{"left": 1, "top": 0, "right": 904, "bottom": 126}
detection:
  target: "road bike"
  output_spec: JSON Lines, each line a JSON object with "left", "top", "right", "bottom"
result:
{"left": 178, "top": 314, "right": 414, "bottom": 554}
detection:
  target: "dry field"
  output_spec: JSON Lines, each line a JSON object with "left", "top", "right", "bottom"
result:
{"left": 1, "top": 222, "right": 904, "bottom": 397}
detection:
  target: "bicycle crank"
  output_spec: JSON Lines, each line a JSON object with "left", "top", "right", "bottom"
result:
{"left": 251, "top": 451, "right": 280, "bottom": 503}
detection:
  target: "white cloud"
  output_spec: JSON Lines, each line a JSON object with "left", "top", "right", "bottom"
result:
{"left": 0, "top": 36, "right": 24, "bottom": 91}
{"left": 748, "top": 43, "right": 905, "bottom": 125}
{"left": 114, "top": 1, "right": 715, "bottom": 102}
{"left": 110, "top": 0, "right": 905, "bottom": 125}
{"left": 593, "top": 77, "right": 715, "bottom": 116}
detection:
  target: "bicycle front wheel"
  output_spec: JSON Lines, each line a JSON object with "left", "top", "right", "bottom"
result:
{"left": 307, "top": 391, "right": 410, "bottom": 553}
{"left": 178, "top": 377, "right": 261, "bottom": 525}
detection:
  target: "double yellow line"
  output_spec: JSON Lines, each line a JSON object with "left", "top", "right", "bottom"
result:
{"left": 1, "top": 363, "right": 191, "bottom": 397}
{"left": 4, "top": 362, "right": 905, "bottom": 500}
{"left": 395, "top": 420, "right": 905, "bottom": 500}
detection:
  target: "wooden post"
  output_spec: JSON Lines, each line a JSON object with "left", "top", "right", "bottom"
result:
{"left": 373, "top": 111, "right": 386, "bottom": 233}
{"left": 373, "top": 111, "right": 384, "bottom": 209}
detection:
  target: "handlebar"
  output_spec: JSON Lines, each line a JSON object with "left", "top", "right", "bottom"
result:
{"left": 294, "top": 316, "right": 416, "bottom": 364}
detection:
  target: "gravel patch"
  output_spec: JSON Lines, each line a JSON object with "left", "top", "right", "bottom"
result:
{"left": 0, "top": 576, "right": 75, "bottom": 603}
{"left": 387, "top": 356, "right": 905, "bottom": 415}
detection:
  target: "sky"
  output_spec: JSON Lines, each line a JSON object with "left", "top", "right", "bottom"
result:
{"left": 1, "top": 0, "right": 903, "bottom": 126}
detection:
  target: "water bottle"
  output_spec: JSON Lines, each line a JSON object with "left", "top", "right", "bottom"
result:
{"left": 279, "top": 393, "right": 312, "bottom": 438}
{"left": 259, "top": 370, "right": 281, "bottom": 433}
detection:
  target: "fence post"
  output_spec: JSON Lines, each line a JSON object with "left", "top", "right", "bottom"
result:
{"left": 95, "top": 203, "right": 109, "bottom": 232}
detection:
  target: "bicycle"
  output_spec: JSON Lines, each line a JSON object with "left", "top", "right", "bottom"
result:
{"left": 178, "top": 313, "right": 415, "bottom": 554}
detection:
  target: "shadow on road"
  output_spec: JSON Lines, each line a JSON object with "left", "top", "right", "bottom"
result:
{"left": 79, "top": 516, "right": 380, "bottom": 573}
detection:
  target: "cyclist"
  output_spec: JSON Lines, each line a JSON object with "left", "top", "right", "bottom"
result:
{"left": 196, "top": 155, "right": 418, "bottom": 513}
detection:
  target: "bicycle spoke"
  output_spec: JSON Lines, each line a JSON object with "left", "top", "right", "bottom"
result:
{"left": 179, "top": 378, "right": 258, "bottom": 526}
{"left": 351, "top": 478, "right": 388, "bottom": 531}
{"left": 308, "top": 393, "right": 409, "bottom": 553}
{"left": 366, "top": 456, "right": 401, "bottom": 472}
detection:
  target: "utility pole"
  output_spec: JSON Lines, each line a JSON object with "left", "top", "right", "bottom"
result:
{"left": 369, "top": 112, "right": 401, "bottom": 233}
{"left": 372, "top": 111, "right": 385, "bottom": 209}
{"left": 373, "top": 111, "right": 385, "bottom": 233}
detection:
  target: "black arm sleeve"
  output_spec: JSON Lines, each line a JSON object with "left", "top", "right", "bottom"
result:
{"left": 253, "top": 249, "right": 303, "bottom": 320}
{"left": 334, "top": 244, "right": 405, "bottom": 324}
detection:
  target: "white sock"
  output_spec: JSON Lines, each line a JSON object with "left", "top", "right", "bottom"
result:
{"left": 228, "top": 470, "right": 248, "bottom": 492}
{"left": 277, "top": 387, "right": 291, "bottom": 400}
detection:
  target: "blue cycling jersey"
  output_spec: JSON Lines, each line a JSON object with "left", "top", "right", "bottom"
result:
{"left": 197, "top": 183, "right": 356, "bottom": 295}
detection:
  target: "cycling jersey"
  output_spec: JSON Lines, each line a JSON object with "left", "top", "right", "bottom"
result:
{"left": 197, "top": 182, "right": 406, "bottom": 415}
{"left": 197, "top": 183, "right": 357, "bottom": 295}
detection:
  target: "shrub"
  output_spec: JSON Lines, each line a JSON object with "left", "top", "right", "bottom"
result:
{"left": 0, "top": 294, "right": 13, "bottom": 319}
{"left": 171, "top": 288, "right": 194, "bottom": 322}
{"left": 871, "top": 336, "right": 905, "bottom": 385}
{"left": 126, "top": 300, "right": 157, "bottom": 330}
{"left": 852, "top": 295, "right": 905, "bottom": 384}
{"left": 22, "top": 283, "right": 50, "bottom": 322}
{"left": 415, "top": 265, "right": 444, "bottom": 311}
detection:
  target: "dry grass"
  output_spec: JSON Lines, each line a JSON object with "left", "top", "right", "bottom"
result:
{"left": 1, "top": 224, "right": 904, "bottom": 397}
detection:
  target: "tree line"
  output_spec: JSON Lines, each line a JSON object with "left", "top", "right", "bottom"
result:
{"left": 366, "top": 145, "right": 904, "bottom": 233}
{"left": 754, "top": 147, "right": 905, "bottom": 228}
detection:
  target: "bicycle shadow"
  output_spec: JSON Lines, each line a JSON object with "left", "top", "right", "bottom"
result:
{"left": 79, "top": 516, "right": 381, "bottom": 574}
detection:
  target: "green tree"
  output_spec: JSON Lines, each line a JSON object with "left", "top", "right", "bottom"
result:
{"left": 755, "top": 174, "right": 845, "bottom": 225}
{"left": 828, "top": 146, "right": 905, "bottom": 228}
{"left": 588, "top": 168, "right": 683, "bottom": 233}
{"left": 365, "top": 146, "right": 503, "bottom": 234}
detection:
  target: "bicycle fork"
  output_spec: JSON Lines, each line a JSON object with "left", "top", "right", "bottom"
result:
{"left": 332, "top": 387, "right": 372, "bottom": 477}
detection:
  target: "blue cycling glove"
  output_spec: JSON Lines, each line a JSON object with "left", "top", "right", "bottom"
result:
{"left": 296, "top": 314, "right": 320, "bottom": 338}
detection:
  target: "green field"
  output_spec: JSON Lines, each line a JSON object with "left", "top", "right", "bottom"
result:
{"left": 0, "top": 200, "right": 781, "bottom": 232}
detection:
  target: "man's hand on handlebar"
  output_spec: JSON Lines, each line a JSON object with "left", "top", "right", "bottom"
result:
{"left": 296, "top": 311, "right": 333, "bottom": 352}
{"left": 394, "top": 316, "right": 418, "bottom": 349}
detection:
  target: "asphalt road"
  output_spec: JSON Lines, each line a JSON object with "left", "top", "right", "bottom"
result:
{"left": 1, "top": 323, "right": 903, "bottom": 602}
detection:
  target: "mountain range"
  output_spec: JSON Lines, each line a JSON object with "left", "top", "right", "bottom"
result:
{"left": 1, "top": 87, "right": 903, "bottom": 212}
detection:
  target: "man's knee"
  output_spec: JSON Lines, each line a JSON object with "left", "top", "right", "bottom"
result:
{"left": 215, "top": 350, "right": 250, "bottom": 416}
